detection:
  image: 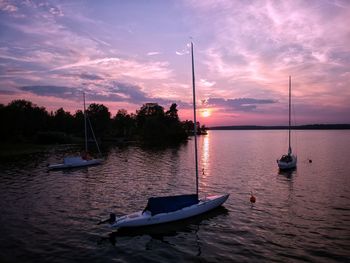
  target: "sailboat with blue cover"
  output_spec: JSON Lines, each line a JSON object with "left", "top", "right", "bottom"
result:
{"left": 100, "top": 43, "right": 229, "bottom": 229}
{"left": 48, "top": 92, "right": 103, "bottom": 170}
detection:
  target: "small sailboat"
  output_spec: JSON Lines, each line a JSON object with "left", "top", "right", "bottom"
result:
{"left": 99, "top": 42, "right": 229, "bottom": 229}
{"left": 277, "top": 76, "right": 297, "bottom": 170}
{"left": 48, "top": 93, "right": 103, "bottom": 170}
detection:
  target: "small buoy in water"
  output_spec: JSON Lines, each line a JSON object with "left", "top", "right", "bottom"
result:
{"left": 250, "top": 192, "right": 256, "bottom": 203}
{"left": 309, "top": 159, "right": 312, "bottom": 163}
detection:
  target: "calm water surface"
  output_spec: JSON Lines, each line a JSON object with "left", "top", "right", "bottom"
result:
{"left": 0, "top": 130, "right": 349, "bottom": 262}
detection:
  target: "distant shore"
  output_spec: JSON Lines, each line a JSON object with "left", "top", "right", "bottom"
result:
{"left": 208, "top": 124, "right": 350, "bottom": 130}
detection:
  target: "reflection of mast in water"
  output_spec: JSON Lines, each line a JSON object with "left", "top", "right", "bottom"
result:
{"left": 278, "top": 169, "right": 295, "bottom": 206}
{"left": 194, "top": 221, "right": 202, "bottom": 256}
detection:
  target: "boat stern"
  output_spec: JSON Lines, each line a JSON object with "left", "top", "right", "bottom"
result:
{"left": 278, "top": 155, "right": 297, "bottom": 170}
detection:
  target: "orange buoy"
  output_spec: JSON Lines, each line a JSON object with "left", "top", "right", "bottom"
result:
{"left": 250, "top": 192, "right": 256, "bottom": 203}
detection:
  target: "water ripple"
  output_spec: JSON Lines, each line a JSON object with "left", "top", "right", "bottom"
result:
{"left": 0, "top": 130, "right": 350, "bottom": 262}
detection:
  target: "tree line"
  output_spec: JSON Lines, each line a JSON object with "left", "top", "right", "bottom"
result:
{"left": 0, "top": 99, "right": 206, "bottom": 145}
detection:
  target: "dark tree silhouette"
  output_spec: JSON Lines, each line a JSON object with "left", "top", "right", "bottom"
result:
{"left": 164, "top": 103, "right": 187, "bottom": 141}
{"left": 0, "top": 99, "right": 190, "bottom": 145}
{"left": 135, "top": 103, "right": 187, "bottom": 143}
{"left": 86, "top": 103, "right": 111, "bottom": 137}
{"left": 73, "top": 110, "right": 85, "bottom": 136}
{"left": 112, "top": 109, "right": 136, "bottom": 137}
{"left": 52, "top": 108, "right": 74, "bottom": 134}
{"left": 181, "top": 120, "right": 205, "bottom": 135}
{"left": 136, "top": 103, "right": 165, "bottom": 141}
{"left": 0, "top": 100, "right": 49, "bottom": 140}
{"left": 165, "top": 103, "right": 179, "bottom": 121}
{"left": 136, "top": 103, "right": 165, "bottom": 129}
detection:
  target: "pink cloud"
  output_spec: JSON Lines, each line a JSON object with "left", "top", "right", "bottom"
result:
{"left": 1, "top": 0, "right": 349, "bottom": 126}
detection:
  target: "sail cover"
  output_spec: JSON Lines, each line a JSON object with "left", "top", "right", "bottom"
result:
{"left": 143, "top": 194, "right": 199, "bottom": 216}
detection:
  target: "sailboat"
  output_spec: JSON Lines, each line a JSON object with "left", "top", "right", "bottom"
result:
{"left": 48, "top": 92, "right": 104, "bottom": 170}
{"left": 277, "top": 76, "right": 297, "bottom": 170}
{"left": 99, "top": 42, "right": 229, "bottom": 229}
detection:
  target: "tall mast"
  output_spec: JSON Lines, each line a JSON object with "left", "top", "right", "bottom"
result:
{"left": 83, "top": 92, "right": 88, "bottom": 152}
{"left": 288, "top": 76, "right": 291, "bottom": 155}
{"left": 191, "top": 42, "right": 199, "bottom": 196}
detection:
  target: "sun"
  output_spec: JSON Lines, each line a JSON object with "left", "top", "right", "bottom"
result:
{"left": 201, "top": 109, "right": 211, "bottom": 118}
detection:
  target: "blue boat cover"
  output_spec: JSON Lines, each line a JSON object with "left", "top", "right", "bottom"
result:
{"left": 143, "top": 194, "right": 199, "bottom": 216}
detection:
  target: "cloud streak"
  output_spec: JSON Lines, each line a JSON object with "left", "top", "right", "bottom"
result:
{"left": 147, "top": 51, "right": 160, "bottom": 56}
{"left": 207, "top": 97, "right": 277, "bottom": 112}
{"left": 18, "top": 82, "right": 184, "bottom": 107}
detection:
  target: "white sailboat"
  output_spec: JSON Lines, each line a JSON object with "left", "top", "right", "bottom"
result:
{"left": 277, "top": 76, "right": 297, "bottom": 170}
{"left": 100, "top": 42, "right": 229, "bottom": 229}
{"left": 48, "top": 93, "right": 103, "bottom": 170}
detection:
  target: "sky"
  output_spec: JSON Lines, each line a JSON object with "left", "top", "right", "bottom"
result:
{"left": 0, "top": 0, "right": 349, "bottom": 126}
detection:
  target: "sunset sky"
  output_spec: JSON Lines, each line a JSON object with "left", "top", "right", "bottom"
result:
{"left": 1, "top": 0, "right": 349, "bottom": 126}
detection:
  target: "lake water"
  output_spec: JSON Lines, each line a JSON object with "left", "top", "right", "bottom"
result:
{"left": 0, "top": 130, "right": 349, "bottom": 262}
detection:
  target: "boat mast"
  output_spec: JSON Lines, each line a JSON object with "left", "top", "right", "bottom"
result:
{"left": 83, "top": 92, "right": 88, "bottom": 152}
{"left": 87, "top": 116, "right": 102, "bottom": 157}
{"left": 191, "top": 42, "right": 199, "bottom": 196}
{"left": 288, "top": 76, "right": 291, "bottom": 155}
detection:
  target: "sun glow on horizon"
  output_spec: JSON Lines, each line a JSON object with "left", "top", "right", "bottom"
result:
{"left": 0, "top": 1, "right": 349, "bottom": 125}
{"left": 201, "top": 109, "right": 211, "bottom": 118}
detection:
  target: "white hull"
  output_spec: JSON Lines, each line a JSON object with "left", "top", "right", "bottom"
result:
{"left": 111, "top": 194, "right": 229, "bottom": 229}
{"left": 277, "top": 155, "right": 297, "bottom": 170}
{"left": 48, "top": 157, "right": 103, "bottom": 170}
{"left": 48, "top": 93, "right": 103, "bottom": 170}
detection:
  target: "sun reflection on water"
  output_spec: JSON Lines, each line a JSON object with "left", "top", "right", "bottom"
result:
{"left": 199, "top": 132, "right": 211, "bottom": 192}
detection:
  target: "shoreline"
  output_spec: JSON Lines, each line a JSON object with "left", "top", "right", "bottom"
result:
{"left": 208, "top": 124, "right": 350, "bottom": 130}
